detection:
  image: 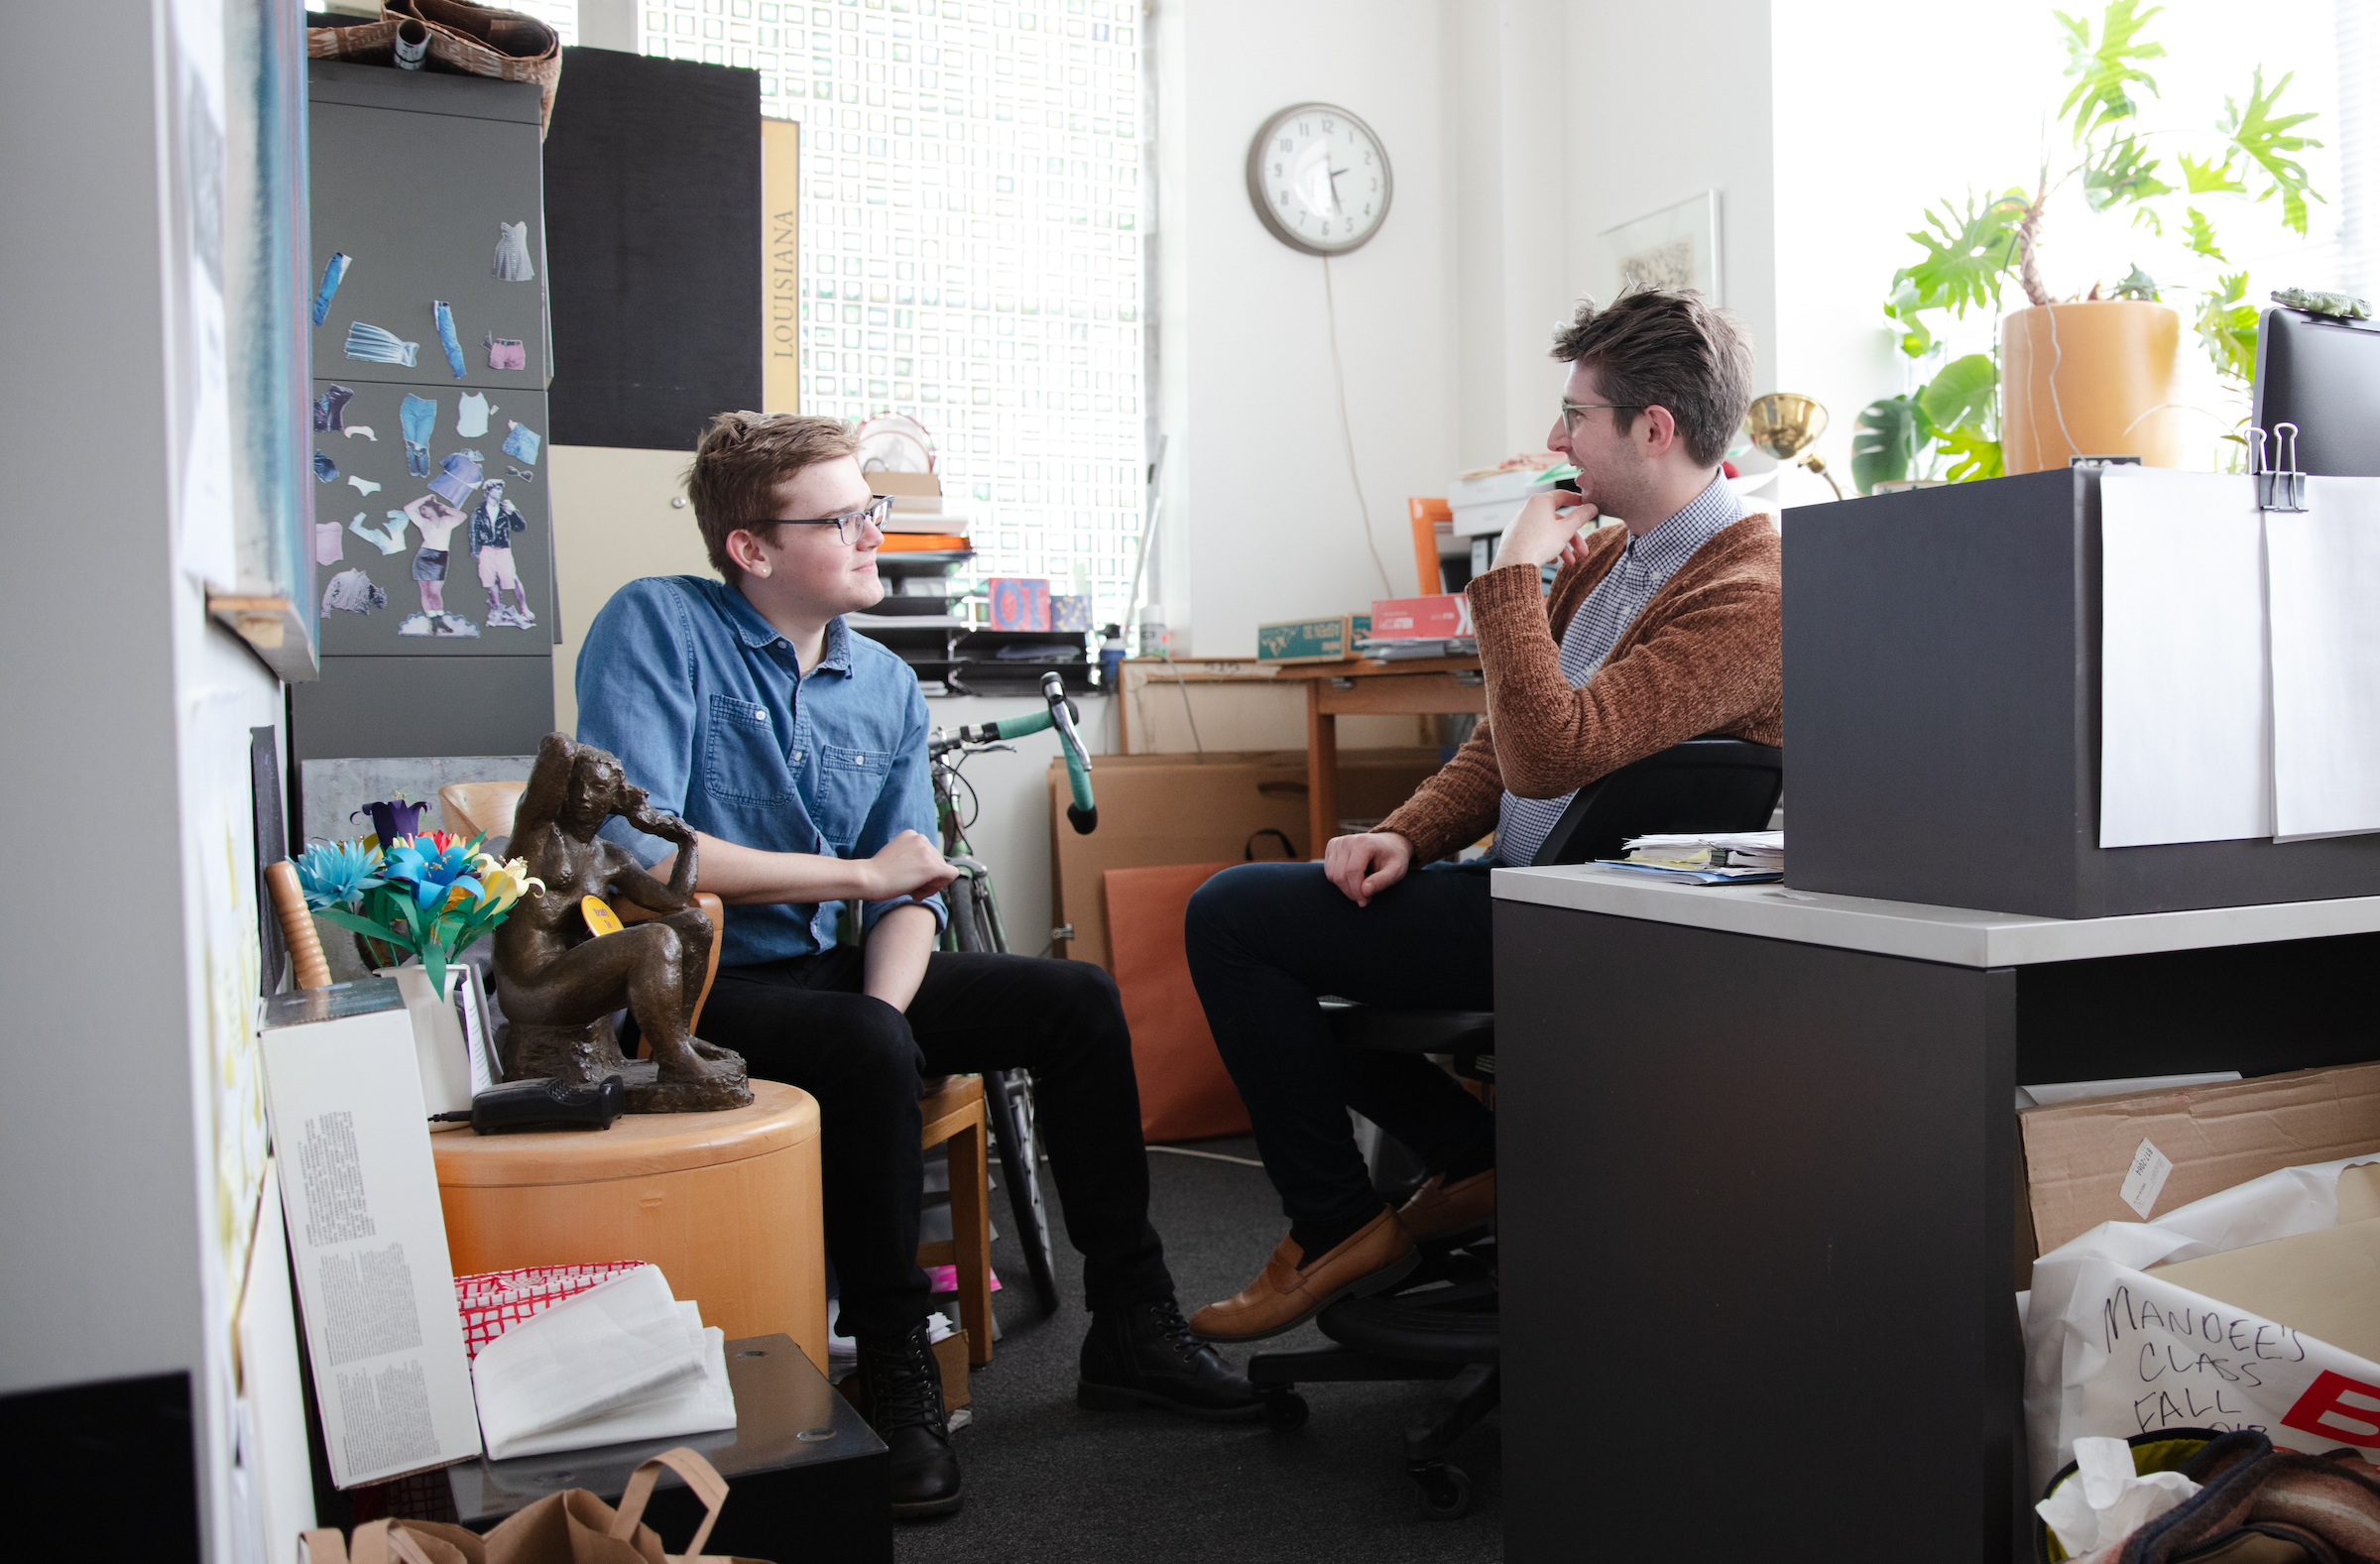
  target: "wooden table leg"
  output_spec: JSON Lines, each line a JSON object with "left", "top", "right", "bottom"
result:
{"left": 1306, "top": 677, "right": 1339, "bottom": 858}
{"left": 947, "top": 1110, "right": 994, "bottom": 1369}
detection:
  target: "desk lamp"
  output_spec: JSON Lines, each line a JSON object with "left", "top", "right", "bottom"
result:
{"left": 1744, "top": 393, "right": 1844, "bottom": 501}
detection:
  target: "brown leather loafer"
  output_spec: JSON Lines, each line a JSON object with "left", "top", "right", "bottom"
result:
{"left": 1397, "top": 1168, "right": 1495, "bottom": 1243}
{"left": 1187, "top": 1208, "right": 1418, "bottom": 1343}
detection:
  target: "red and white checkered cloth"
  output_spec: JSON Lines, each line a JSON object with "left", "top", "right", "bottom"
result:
{"left": 452, "top": 1262, "right": 649, "bottom": 1360}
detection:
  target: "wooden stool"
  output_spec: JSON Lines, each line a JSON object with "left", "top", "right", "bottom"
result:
{"left": 919, "top": 1076, "right": 994, "bottom": 1369}
{"left": 431, "top": 1079, "right": 828, "bottom": 1371}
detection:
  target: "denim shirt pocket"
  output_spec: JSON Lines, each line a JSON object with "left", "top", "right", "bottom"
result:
{"left": 815, "top": 744, "right": 890, "bottom": 849}
{"left": 703, "top": 692, "right": 795, "bottom": 807}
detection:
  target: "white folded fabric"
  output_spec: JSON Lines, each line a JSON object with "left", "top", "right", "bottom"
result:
{"left": 471, "top": 1264, "right": 707, "bottom": 1456}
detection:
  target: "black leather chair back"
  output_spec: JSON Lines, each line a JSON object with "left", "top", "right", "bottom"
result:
{"left": 1528, "top": 735, "right": 1783, "bottom": 869}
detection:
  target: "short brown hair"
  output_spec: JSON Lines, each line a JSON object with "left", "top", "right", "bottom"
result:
{"left": 1549, "top": 290, "right": 1753, "bottom": 468}
{"left": 685, "top": 412, "right": 860, "bottom": 578}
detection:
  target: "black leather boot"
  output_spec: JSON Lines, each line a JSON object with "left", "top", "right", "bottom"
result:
{"left": 847, "top": 1320, "right": 963, "bottom": 1518}
{"left": 1076, "top": 1296, "right": 1266, "bottom": 1421}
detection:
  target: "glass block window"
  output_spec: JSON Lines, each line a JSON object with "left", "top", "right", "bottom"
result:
{"left": 503, "top": 0, "right": 579, "bottom": 46}
{"left": 641, "top": 0, "right": 1147, "bottom": 628}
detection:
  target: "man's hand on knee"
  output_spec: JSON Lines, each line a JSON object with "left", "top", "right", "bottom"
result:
{"left": 1323, "top": 831, "right": 1412, "bottom": 907}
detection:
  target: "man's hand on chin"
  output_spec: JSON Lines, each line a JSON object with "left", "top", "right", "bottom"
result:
{"left": 1491, "top": 490, "right": 1599, "bottom": 572}
{"left": 1323, "top": 831, "right": 1413, "bottom": 907}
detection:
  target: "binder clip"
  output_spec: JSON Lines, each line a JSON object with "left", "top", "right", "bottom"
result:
{"left": 2250, "top": 422, "right": 2308, "bottom": 513}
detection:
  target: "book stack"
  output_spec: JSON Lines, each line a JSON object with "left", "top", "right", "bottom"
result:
{"left": 848, "top": 469, "right": 973, "bottom": 691}
{"left": 1600, "top": 831, "right": 1784, "bottom": 885}
{"left": 1358, "top": 593, "right": 1474, "bottom": 661}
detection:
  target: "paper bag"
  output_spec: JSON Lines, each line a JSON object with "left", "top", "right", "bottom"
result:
{"left": 2024, "top": 1156, "right": 2380, "bottom": 1493}
{"left": 301, "top": 1448, "right": 769, "bottom": 1564}
{"left": 1103, "top": 858, "right": 1267, "bottom": 1143}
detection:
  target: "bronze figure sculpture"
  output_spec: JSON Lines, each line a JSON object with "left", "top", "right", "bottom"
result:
{"left": 494, "top": 732, "right": 753, "bottom": 1113}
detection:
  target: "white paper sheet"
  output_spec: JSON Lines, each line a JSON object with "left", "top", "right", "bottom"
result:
{"left": 470, "top": 1264, "right": 709, "bottom": 1456}
{"left": 2097, "top": 467, "right": 2271, "bottom": 847}
{"left": 2266, "top": 478, "right": 2380, "bottom": 841}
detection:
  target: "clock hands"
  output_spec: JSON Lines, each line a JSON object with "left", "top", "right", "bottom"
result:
{"left": 1326, "top": 163, "right": 1347, "bottom": 212}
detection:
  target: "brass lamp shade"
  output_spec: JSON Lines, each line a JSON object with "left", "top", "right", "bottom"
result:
{"left": 1743, "top": 393, "right": 1843, "bottom": 500}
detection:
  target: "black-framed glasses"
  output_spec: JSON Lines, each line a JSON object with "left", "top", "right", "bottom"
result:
{"left": 756, "top": 493, "right": 893, "bottom": 544}
{"left": 1558, "top": 401, "right": 1647, "bottom": 436}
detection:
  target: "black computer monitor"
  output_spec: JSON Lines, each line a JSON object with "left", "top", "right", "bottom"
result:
{"left": 2250, "top": 305, "right": 2380, "bottom": 475}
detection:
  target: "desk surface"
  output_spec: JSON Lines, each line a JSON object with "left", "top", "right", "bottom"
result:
{"left": 1491, "top": 862, "right": 2380, "bottom": 967}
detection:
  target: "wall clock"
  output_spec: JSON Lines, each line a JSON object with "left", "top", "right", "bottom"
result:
{"left": 1245, "top": 102, "right": 1392, "bottom": 257}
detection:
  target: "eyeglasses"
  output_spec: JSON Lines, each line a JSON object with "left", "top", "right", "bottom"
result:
{"left": 1557, "top": 401, "right": 1647, "bottom": 436}
{"left": 754, "top": 493, "right": 894, "bottom": 544}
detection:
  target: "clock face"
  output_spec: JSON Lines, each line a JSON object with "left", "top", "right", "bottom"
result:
{"left": 1246, "top": 103, "right": 1393, "bottom": 256}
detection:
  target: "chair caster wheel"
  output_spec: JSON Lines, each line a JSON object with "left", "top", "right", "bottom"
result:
{"left": 1412, "top": 1461, "right": 1472, "bottom": 1520}
{"left": 1261, "top": 1390, "right": 1309, "bottom": 1431}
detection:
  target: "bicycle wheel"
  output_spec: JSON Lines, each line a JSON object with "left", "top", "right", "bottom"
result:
{"left": 985, "top": 1067, "right": 1061, "bottom": 1315}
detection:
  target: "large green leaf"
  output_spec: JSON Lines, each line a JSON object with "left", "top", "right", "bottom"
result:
{"left": 2180, "top": 152, "right": 2245, "bottom": 195}
{"left": 1903, "top": 190, "right": 2029, "bottom": 318}
{"left": 1939, "top": 426, "right": 2005, "bottom": 483}
{"left": 1851, "top": 397, "right": 1918, "bottom": 494}
{"left": 1918, "top": 353, "right": 1999, "bottom": 434}
{"left": 2181, "top": 207, "right": 2226, "bottom": 260}
{"left": 2057, "top": 1, "right": 2168, "bottom": 143}
{"left": 2113, "top": 265, "right": 2160, "bottom": 301}
{"left": 2221, "top": 66, "right": 2324, "bottom": 233}
{"left": 1882, "top": 272, "right": 1937, "bottom": 358}
{"left": 2197, "top": 271, "right": 2260, "bottom": 382}
{"left": 2082, "top": 136, "right": 2173, "bottom": 211}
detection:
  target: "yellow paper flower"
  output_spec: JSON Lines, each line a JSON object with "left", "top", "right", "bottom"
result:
{"left": 473, "top": 855, "right": 546, "bottom": 915}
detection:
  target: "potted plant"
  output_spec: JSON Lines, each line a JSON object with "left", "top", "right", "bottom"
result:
{"left": 1856, "top": 0, "right": 2323, "bottom": 490}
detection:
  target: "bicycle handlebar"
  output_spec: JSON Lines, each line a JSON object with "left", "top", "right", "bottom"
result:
{"left": 941, "top": 671, "right": 1097, "bottom": 834}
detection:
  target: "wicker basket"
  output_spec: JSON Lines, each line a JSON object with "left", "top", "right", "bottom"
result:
{"left": 387, "top": 0, "right": 563, "bottom": 135}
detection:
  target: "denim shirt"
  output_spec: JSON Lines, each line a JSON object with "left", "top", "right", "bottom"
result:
{"left": 574, "top": 574, "right": 945, "bottom": 968}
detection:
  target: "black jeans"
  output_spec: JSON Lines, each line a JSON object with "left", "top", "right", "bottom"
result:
{"left": 698, "top": 947, "right": 1173, "bottom": 1343}
{"left": 1184, "top": 860, "right": 1497, "bottom": 1230}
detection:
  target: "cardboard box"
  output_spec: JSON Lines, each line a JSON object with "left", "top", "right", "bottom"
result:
{"left": 2153, "top": 1170, "right": 2380, "bottom": 1369}
{"left": 1256, "top": 614, "right": 1358, "bottom": 664}
{"left": 934, "top": 1329, "right": 970, "bottom": 1412}
{"left": 1048, "top": 748, "right": 1441, "bottom": 969}
{"left": 2016, "top": 1060, "right": 2380, "bottom": 1284}
{"left": 1368, "top": 593, "right": 1472, "bottom": 640}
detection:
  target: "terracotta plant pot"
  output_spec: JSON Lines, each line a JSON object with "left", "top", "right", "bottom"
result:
{"left": 2000, "top": 301, "right": 2184, "bottom": 473}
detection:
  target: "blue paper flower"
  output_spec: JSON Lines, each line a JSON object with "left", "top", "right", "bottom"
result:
{"left": 293, "top": 839, "right": 387, "bottom": 910}
{"left": 383, "top": 835, "right": 485, "bottom": 912}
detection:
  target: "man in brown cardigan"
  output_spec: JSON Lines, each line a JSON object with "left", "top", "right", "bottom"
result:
{"left": 1182, "top": 290, "right": 1783, "bottom": 1341}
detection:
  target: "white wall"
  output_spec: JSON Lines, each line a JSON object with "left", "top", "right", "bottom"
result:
{"left": 2, "top": 4, "right": 288, "bottom": 1557}
{"left": 1152, "top": 0, "right": 1462, "bottom": 657}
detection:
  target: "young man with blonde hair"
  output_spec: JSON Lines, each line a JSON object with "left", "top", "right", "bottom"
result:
{"left": 1183, "top": 289, "right": 1784, "bottom": 1341}
{"left": 574, "top": 414, "right": 1258, "bottom": 1520}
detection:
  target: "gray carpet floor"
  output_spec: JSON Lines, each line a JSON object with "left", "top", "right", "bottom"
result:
{"left": 892, "top": 1137, "right": 1501, "bottom": 1564}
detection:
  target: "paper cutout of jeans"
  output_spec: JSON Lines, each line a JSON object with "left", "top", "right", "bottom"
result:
{"left": 493, "top": 221, "right": 536, "bottom": 282}
{"left": 313, "top": 449, "right": 338, "bottom": 483}
{"left": 485, "top": 333, "right": 526, "bottom": 372}
{"left": 312, "top": 384, "right": 353, "bottom": 432}
{"left": 433, "top": 301, "right": 467, "bottom": 381}
{"left": 428, "top": 451, "right": 484, "bottom": 508}
{"left": 344, "top": 321, "right": 418, "bottom": 368}
{"left": 502, "top": 421, "right": 541, "bottom": 465}
{"left": 456, "top": 392, "right": 492, "bottom": 439}
{"left": 401, "top": 394, "right": 436, "bottom": 479}
{"left": 311, "top": 252, "right": 350, "bottom": 327}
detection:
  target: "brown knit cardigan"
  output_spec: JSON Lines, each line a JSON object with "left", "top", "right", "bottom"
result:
{"left": 1374, "top": 514, "right": 1783, "bottom": 865}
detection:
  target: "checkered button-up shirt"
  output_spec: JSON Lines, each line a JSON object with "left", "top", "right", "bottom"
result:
{"left": 1492, "top": 474, "right": 1746, "bottom": 867}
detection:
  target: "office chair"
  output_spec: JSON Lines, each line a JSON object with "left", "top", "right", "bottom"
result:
{"left": 1248, "top": 735, "right": 1785, "bottom": 1519}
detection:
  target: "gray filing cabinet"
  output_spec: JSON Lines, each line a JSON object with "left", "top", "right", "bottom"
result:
{"left": 297, "top": 60, "right": 556, "bottom": 761}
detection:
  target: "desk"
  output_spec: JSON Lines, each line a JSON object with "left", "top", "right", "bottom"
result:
{"left": 1270, "top": 656, "right": 1486, "bottom": 854}
{"left": 1489, "top": 864, "right": 2380, "bottom": 1562}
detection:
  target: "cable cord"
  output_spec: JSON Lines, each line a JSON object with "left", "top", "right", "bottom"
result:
{"left": 1321, "top": 256, "right": 1396, "bottom": 599}
{"left": 2041, "top": 302, "right": 2080, "bottom": 461}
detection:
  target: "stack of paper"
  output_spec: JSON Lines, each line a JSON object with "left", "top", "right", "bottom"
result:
{"left": 469, "top": 1263, "right": 736, "bottom": 1460}
{"left": 1599, "top": 831, "right": 1783, "bottom": 885}
{"left": 1356, "top": 636, "right": 1476, "bottom": 662}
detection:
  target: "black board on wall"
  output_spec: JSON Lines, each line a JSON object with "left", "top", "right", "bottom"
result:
{"left": 543, "top": 49, "right": 763, "bottom": 452}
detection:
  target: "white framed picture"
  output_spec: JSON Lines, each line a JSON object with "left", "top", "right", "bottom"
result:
{"left": 1597, "top": 191, "right": 1723, "bottom": 305}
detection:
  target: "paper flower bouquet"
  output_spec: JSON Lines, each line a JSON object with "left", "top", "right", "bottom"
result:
{"left": 293, "top": 794, "right": 542, "bottom": 994}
